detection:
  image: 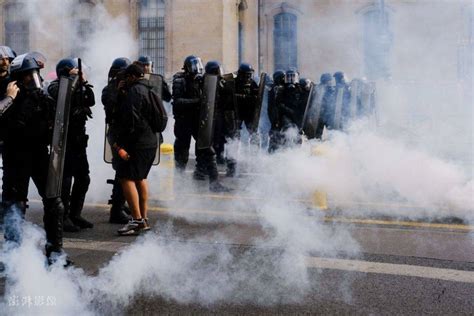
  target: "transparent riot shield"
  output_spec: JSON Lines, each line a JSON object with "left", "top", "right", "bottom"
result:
{"left": 302, "top": 83, "right": 327, "bottom": 140}
{"left": 196, "top": 74, "right": 218, "bottom": 150}
{"left": 248, "top": 72, "right": 267, "bottom": 134}
{"left": 46, "top": 76, "right": 77, "bottom": 198}
{"left": 103, "top": 126, "right": 161, "bottom": 165}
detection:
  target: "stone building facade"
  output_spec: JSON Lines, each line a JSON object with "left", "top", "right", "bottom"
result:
{"left": 0, "top": 0, "right": 471, "bottom": 84}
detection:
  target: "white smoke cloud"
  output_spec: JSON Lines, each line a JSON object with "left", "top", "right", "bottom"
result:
{"left": 0, "top": 1, "right": 472, "bottom": 314}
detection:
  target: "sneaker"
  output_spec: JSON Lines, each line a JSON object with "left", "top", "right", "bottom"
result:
{"left": 143, "top": 218, "right": 151, "bottom": 231}
{"left": 117, "top": 219, "right": 147, "bottom": 236}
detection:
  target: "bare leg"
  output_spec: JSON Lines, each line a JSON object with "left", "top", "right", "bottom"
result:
{"left": 136, "top": 179, "right": 149, "bottom": 220}
{"left": 120, "top": 179, "right": 141, "bottom": 220}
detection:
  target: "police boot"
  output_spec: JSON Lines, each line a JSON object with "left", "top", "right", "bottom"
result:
{"left": 44, "top": 197, "right": 73, "bottom": 267}
{"left": 193, "top": 168, "right": 207, "bottom": 181}
{"left": 209, "top": 181, "right": 232, "bottom": 193}
{"left": 216, "top": 152, "right": 226, "bottom": 165}
{"left": 226, "top": 159, "right": 236, "bottom": 177}
{"left": 208, "top": 159, "right": 232, "bottom": 193}
{"left": 70, "top": 197, "right": 93, "bottom": 229}
{"left": 109, "top": 179, "right": 131, "bottom": 224}
{"left": 61, "top": 198, "right": 80, "bottom": 232}
{"left": 193, "top": 156, "right": 207, "bottom": 181}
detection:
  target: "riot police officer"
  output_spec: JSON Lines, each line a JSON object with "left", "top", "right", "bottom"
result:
{"left": 273, "top": 68, "right": 308, "bottom": 148}
{"left": 328, "top": 71, "right": 351, "bottom": 130}
{"left": 135, "top": 55, "right": 172, "bottom": 103}
{"left": 172, "top": 56, "right": 229, "bottom": 192}
{"left": 221, "top": 63, "right": 259, "bottom": 176}
{"left": 314, "top": 73, "right": 335, "bottom": 139}
{"left": 1, "top": 52, "right": 71, "bottom": 265}
{"left": 267, "top": 70, "right": 285, "bottom": 153}
{"left": 47, "top": 58, "right": 95, "bottom": 231}
{"left": 102, "top": 57, "right": 132, "bottom": 224}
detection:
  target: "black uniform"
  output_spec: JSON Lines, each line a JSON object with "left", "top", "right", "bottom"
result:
{"left": 219, "top": 76, "right": 259, "bottom": 174}
{"left": 47, "top": 78, "right": 95, "bottom": 229}
{"left": 1, "top": 86, "right": 66, "bottom": 257}
{"left": 172, "top": 72, "right": 224, "bottom": 185}
{"left": 0, "top": 73, "right": 11, "bottom": 154}
{"left": 273, "top": 83, "right": 308, "bottom": 147}
{"left": 102, "top": 77, "right": 131, "bottom": 223}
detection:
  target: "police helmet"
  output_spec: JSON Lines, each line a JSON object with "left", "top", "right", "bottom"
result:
{"left": 56, "top": 58, "right": 78, "bottom": 78}
{"left": 0, "top": 46, "right": 16, "bottom": 61}
{"left": 272, "top": 70, "right": 285, "bottom": 85}
{"left": 137, "top": 55, "right": 152, "bottom": 66}
{"left": 108, "top": 57, "right": 131, "bottom": 79}
{"left": 137, "top": 55, "right": 153, "bottom": 73}
{"left": 10, "top": 52, "right": 46, "bottom": 89}
{"left": 333, "top": 71, "right": 346, "bottom": 84}
{"left": 205, "top": 60, "right": 223, "bottom": 76}
{"left": 299, "top": 78, "right": 312, "bottom": 91}
{"left": 284, "top": 68, "right": 299, "bottom": 85}
{"left": 320, "top": 73, "right": 332, "bottom": 85}
{"left": 183, "top": 55, "right": 204, "bottom": 75}
{"left": 237, "top": 62, "right": 254, "bottom": 82}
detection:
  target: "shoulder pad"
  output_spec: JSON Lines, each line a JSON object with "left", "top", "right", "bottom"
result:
{"left": 222, "top": 73, "right": 236, "bottom": 81}
{"left": 173, "top": 72, "right": 185, "bottom": 80}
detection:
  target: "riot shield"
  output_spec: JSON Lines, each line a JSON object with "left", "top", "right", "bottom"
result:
{"left": 46, "top": 76, "right": 77, "bottom": 198}
{"left": 248, "top": 72, "right": 267, "bottom": 134}
{"left": 333, "top": 85, "right": 345, "bottom": 130}
{"left": 103, "top": 124, "right": 113, "bottom": 163}
{"left": 302, "top": 83, "right": 327, "bottom": 139}
{"left": 196, "top": 74, "right": 218, "bottom": 150}
{"left": 103, "top": 123, "right": 161, "bottom": 165}
{"left": 145, "top": 73, "right": 163, "bottom": 97}
{"left": 145, "top": 73, "right": 164, "bottom": 165}
{"left": 349, "top": 79, "right": 362, "bottom": 119}
{"left": 360, "top": 81, "right": 376, "bottom": 116}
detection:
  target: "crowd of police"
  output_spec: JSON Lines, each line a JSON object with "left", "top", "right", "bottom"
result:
{"left": 0, "top": 45, "right": 375, "bottom": 267}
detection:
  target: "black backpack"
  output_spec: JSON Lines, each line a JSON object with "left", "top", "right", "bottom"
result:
{"left": 147, "top": 88, "right": 168, "bottom": 133}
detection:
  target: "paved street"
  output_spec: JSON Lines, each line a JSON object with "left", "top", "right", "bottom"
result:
{"left": 1, "top": 175, "right": 473, "bottom": 315}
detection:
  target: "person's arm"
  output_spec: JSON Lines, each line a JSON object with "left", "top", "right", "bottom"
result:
{"left": 0, "top": 81, "right": 19, "bottom": 116}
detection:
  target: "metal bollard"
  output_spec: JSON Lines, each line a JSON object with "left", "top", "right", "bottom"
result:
{"left": 311, "top": 144, "right": 328, "bottom": 210}
{"left": 158, "top": 143, "right": 175, "bottom": 201}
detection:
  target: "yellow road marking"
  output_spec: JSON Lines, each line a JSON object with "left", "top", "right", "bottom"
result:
{"left": 27, "top": 199, "right": 472, "bottom": 231}
{"left": 175, "top": 193, "right": 454, "bottom": 211}
{"left": 84, "top": 201, "right": 473, "bottom": 232}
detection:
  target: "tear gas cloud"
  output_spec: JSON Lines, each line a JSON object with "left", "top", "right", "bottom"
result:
{"left": 0, "top": 0, "right": 473, "bottom": 314}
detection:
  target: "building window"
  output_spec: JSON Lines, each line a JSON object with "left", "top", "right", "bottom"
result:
{"left": 363, "top": 7, "right": 393, "bottom": 80}
{"left": 273, "top": 12, "right": 297, "bottom": 71}
{"left": 72, "top": 1, "right": 94, "bottom": 56}
{"left": 4, "top": 3, "right": 29, "bottom": 54}
{"left": 139, "top": 0, "right": 166, "bottom": 75}
{"left": 238, "top": 22, "right": 243, "bottom": 65}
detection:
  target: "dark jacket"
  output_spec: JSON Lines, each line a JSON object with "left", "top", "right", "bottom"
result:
{"left": 47, "top": 78, "right": 95, "bottom": 147}
{"left": 171, "top": 72, "right": 202, "bottom": 117}
{"left": 116, "top": 78, "right": 157, "bottom": 150}
{"left": 2, "top": 87, "right": 55, "bottom": 145}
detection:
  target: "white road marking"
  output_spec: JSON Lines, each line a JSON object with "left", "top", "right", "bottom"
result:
{"left": 61, "top": 238, "right": 474, "bottom": 284}
{"left": 305, "top": 256, "right": 474, "bottom": 284}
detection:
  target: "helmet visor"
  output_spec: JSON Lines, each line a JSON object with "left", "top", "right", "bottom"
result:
{"left": 187, "top": 58, "right": 204, "bottom": 75}
{"left": 285, "top": 72, "right": 299, "bottom": 85}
